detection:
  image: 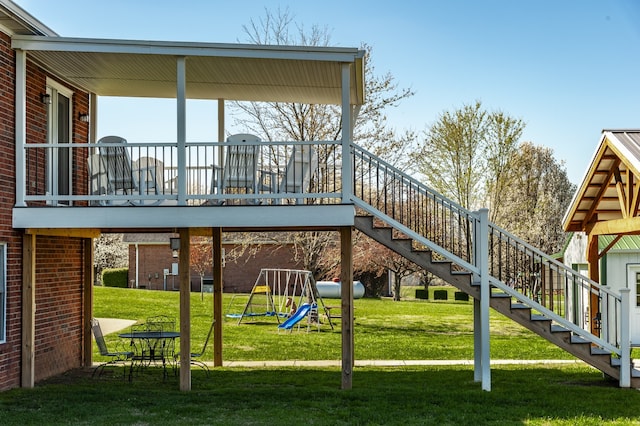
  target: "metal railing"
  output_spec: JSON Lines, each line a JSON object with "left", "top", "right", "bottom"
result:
{"left": 350, "top": 143, "right": 624, "bottom": 356}
{"left": 22, "top": 140, "right": 343, "bottom": 206}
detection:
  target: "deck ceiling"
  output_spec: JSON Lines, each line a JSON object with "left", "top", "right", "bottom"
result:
{"left": 563, "top": 130, "right": 640, "bottom": 233}
{"left": 11, "top": 35, "right": 365, "bottom": 105}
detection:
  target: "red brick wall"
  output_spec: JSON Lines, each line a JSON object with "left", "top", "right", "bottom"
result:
{"left": 33, "top": 236, "right": 85, "bottom": 381}
{"left": 0, "top": 29, "right": 91, "bottom": 391}
{"left": 128, "top": 243, "right": 301, "bottom": 293}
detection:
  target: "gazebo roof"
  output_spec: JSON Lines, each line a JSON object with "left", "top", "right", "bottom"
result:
{"left": 563, "top": 130, "right": 640, "bottom": 233}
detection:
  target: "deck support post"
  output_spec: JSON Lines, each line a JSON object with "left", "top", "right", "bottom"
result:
{"left": 83, "top": 237, "right": 94, "bottom": 367}
{"left": 620, "top": 288, "right": 631, "bottom": 387}
{"left": 340, "top": 226, "right": 354, "bottom": 390}
{"left": 22, "top": 233, "right": 35, "bottom": 388}
{"left": 179, "top": 228, "right": 191, "bottom": 391}
{"left": 212, "top": 227, "right": 223, "bottom": 367}
{"left": 476, "top": 208, "right": 491, "bottom": 391}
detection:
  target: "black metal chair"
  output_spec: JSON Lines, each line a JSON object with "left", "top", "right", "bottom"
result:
{"left": 189, "top": 320, "right": 215, "bottom": 374}
{"left": 91, "top": 318, "right": 134, "bottom": 379}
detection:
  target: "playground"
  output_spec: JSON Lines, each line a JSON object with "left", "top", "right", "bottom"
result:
{"left": 225, "top": 269, "right": 334, "bottom": 331}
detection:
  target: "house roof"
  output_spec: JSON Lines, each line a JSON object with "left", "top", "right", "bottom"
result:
{"left": 599, "top": 234, "right": 640, "bottom": 251}
{"left": 0, "top": 0, "right": 57, "bottom": 36}
{"left": 11, "top": 35, "right": 366, "bottom": 105}
{"left": 562, "top": 130, "right": 640, "bottom": 232}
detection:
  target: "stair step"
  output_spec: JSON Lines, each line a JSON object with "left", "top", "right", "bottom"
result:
{"left": 571, "top": 335, "right": 589, "bottom": 344}
{"left": 530, "top": 314, "right": 549, "bottom": 322}
{"left": 511, "top": 303, "right": 530, "bottom": 310}
{"left": 491, "top": 292, "right": 511, "bottom": 298}
{"left": 590, "top": 346, "right": 611, "bottom": 356}
{"left": 550, "top": 324, "right": 570, "bottom": 333}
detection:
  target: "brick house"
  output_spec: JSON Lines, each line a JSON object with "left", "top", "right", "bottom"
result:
{"left": 123, "top": 233, "right": 301, "bottom": 293}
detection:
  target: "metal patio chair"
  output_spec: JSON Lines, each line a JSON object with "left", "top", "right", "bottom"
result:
{"left": 91, "top": 318, "right": 134, "bottom": 379}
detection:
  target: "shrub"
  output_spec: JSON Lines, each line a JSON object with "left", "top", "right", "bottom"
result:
{"left": 415, "top": 289, "right": 428, "bottom": 299}
{"left": 102, "top": 268, "right": 129, "bottom": 288}
{"left": 454, "top": 291, "right": 469, "bottom": 301}
{"left": 433, "top": 289, "right": 448, "bottom": 300}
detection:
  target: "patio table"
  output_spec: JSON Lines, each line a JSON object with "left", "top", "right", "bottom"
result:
{"left": 119, "top": 330, "right": 180, "bottom": 377}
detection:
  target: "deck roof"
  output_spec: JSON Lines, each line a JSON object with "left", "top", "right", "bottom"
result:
{"left": 12, "top": 35, "right": 366, "bottom": 105}
{"left": 563, "top": 130, "right": 640, "bottom": 232}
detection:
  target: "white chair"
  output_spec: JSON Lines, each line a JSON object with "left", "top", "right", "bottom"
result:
{"left": 217, "top": 134, "right": 260, "bottom": 204}
{"left": 277, "top": 145, "right": 318, "bottom": 204}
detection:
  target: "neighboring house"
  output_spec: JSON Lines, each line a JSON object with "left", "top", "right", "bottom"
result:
{"left": 123, "top": 233, "right": 301, "bottom": 293}
{"left": 562, "top": 232, "right": 640, "bottom": 342}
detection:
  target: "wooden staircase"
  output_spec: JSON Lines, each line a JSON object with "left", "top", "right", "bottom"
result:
{"left": 354, "top": 214, "right": 640, "bottom": 387}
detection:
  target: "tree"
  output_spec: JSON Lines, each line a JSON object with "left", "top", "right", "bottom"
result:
{"left": 413, "top": 101, "right": 526, "bottom": 212}
{"left": 94, "top": 233, "right": 128, "bottom": 284}
{"left": 231, "top": 8, "right": 416, "bottom": 279}
{"left": 492, "top": 142, "right": 576, "bottom": 254}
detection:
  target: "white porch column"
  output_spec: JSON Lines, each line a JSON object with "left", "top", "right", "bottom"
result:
{"left": 478, "top": 208, "right": 491, "bottom": 391}
{"left": 176, "top": 57, "right": 187, "bottom": 206}
{"left": 179, "top": 228, "right": 191, "bottom": 391}
{"left": 217, "top": 99, "right": 225, "bottom": 180}
{"left": 15, "top": 49, "right": 26, "bottom": 207}
{"left": 340, "top": 63, "right": 352, "bottom": 203}
{"left": 620, "top": 288, "right": 631, "bottom": 388}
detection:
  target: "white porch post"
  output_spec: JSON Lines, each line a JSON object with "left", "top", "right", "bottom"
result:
{"left": 176, "top": 57, "right": 187, "bottom": 206}
{"left": 340, "top": 63, "right": 352, "bottom": 203}
{"left": 15, "top": 49, "right": 26, "bottom": 207}
{"left": 620, "top": 288, "right": 631, "bottom": 388}
{"left": 478, "top": 208, "right": 491, "bottom": 391}
{"left": 179, "top": 228, "right": 191, "bottom": 391}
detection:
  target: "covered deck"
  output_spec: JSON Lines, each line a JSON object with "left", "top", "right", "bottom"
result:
{"left": 12, "top": 34, "right": 365, "bottom": 390}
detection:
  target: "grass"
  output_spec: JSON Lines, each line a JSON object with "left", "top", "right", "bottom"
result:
{"left": 94, "top": 286, "right": 571, "bottom": 362}
{"left": 3, "top": 286, "right": 640, "bottom": 425}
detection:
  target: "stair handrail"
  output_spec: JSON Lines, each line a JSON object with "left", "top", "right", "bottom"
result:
{"left": 350, "top": 143, "right": 623, "bottom": 353}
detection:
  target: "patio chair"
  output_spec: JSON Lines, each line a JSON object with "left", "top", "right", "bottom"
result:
{"left": 219, "top": 134, "right": 260, "bottom": 203}
{"left": 133, "top": 156, "right": 163, "bottom": 197}
{"left": 188, "top": 320, "right": 215, "bottom": 374}
{"left": 98, "top": 135, "right": 139, "bottom": 194}
{"left": 277, "top": 145, "right": 318, "bottom": 204}
{"left": 91, "top": 318, "right": 134, "bottom": 379}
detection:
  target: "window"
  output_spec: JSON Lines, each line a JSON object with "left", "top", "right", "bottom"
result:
{"left": 636, "top": 272, "right": 640, "bottom": 307}
{"left": 0, "top": 243, "right": 5, "bottom": 343}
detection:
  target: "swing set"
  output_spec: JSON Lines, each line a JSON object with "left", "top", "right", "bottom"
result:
{"left": 226, "top": 268, "right": 333, "bottom": 330}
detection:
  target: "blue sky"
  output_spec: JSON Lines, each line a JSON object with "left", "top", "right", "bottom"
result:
{"left": 13, "top": 0, "right": 640, "bottom": 185}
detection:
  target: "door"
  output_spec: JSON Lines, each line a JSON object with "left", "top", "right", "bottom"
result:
{"left": 46, "top": 80, "right": 73, "bottom": 205}
{"left": 627, "top": 265, "right": 640, "bottom": 344}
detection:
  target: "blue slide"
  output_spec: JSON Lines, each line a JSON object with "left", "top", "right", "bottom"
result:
{"left": 277, "top": 303, "right": 314, "bottom": 330}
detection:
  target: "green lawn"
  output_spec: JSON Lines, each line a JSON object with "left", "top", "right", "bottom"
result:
{"left": 3, "top": 286, "right": 640, "bottom": 425}
{"left": 94, "top": 286, "right": 572, "bottom": 362}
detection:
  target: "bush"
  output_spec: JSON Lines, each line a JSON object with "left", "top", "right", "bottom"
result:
{"left": 415, "top": 288, "right": 428, "bottom": 299}
{"left": 102, "top": 268, "right": 129, "bottom": 288}
{"left": 454, "top": 291, "right": 469, "bottom": 301}
{"left": 433, "top": 289, "right": 448, "bottom": 300}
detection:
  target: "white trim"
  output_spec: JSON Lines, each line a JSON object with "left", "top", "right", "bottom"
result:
{"left": 12, "top": 205, "right": 356, "bottom": 229}
{"left": 12, "top": 35, "right": 365, "bottom": 62}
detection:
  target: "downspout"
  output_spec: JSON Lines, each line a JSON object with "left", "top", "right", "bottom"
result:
{"left": 135, "top": 243, "right": 139, "bottom": 289}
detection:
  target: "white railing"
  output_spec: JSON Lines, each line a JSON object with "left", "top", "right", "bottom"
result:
{"left": 21, "top": 140, "right": 343, "bottom": 206}
{"left": 350, "top": 143, "right": 628, "bottom": 363}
